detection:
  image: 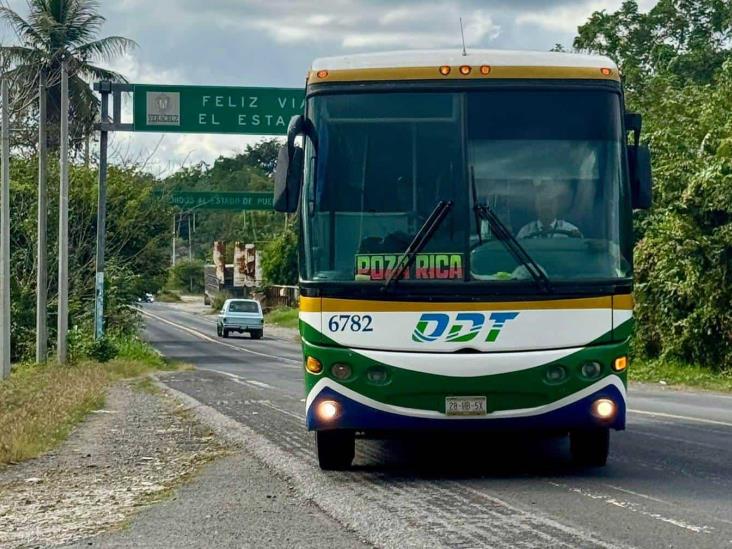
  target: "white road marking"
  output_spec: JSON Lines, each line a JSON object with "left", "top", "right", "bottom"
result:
{"left": 548, "top": 482, "right": 713, "bottom": 534}
{"left": 603, "top": 484, "right": 670, "bottom": 505}
{"left": 208, "top": 369, "right": 305, "bottom": 420}
{"left": 628, "top": 408, "right": 732, "bottom": 428}
{"left": 245, "top": 379, "right": 274, "bottom": 389}
{"left": 459, "top": 484, "right": 626, "bottom": 549}
{"left": 139, "top": 308, "right": 300, "bottom": 367}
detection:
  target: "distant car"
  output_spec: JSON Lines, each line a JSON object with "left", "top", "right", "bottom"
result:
{"left": 137, "top": 293, "right": 155, "bottom": 303}
{"left": 217, "top": 299, "right": 263, "bottom": 339}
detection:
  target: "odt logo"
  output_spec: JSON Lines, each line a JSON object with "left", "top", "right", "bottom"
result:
{"left": 412, "top": 312, "right": 519, "bottom": 343}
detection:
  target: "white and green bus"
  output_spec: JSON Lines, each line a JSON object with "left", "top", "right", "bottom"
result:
{"left": 274, "top": 50, "right": 652, "bottom": 470}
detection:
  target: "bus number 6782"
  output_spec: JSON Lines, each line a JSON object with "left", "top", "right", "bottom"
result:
{"left": 327, "top": 314, "right": 374, "bottom": 332}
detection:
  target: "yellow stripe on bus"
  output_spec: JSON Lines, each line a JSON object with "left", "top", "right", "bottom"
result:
{"left": 300, "top": 296, "right": 614, "bottom": 313}
{"left": 307, "top": 65, "right": 620, "bottom": 84}
{"left": 612, "top": 294, "right": 634, "bottom": 310}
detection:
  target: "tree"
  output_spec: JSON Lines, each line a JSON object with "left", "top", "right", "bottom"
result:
{"left": 570, "top": 1, "right": 732, "bottom": 369}
{"left": 0, "top": 0, "right": 136, "bottom": 151}
{"left": 574, "top": 0, "right": 732, "bottom": 90}
{"left": 260, "top": 226, "right": 298, "bottom": 286}
{"left": 8, "top": 157, "right": 173, "bottom": 361}
{"left": 162, "top": 139, "right": 286, "bottom": 261}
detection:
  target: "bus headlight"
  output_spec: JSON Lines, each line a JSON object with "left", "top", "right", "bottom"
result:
{"left": 366, "top": 366, "right": 389, "bottom": 385}
{"left": 331, "top": 363, "right": 352, "bottom": 380}
{"left": 317, "top": 400, "right": 339, "bottom": 421}
{"left": 591, "top": 398, "right": 616, "bottom": 420}
{"left": 580, "top": 361, "right": 603, "bottom": 380}
{"left": 545, "top": 364, "right": 567, "bottom": 384}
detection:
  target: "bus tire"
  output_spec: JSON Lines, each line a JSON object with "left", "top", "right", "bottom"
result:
{"left": 570, "top": 428, "right": 609, "bottom": 467}
{"left": 316, "top": 430, "right": 355, "bottom": 470}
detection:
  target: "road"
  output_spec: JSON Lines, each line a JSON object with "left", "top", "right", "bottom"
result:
{"left": 143, "top": 301, "right": 732, "bottom": 548}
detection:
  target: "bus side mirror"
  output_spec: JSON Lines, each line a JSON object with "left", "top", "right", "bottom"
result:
{"left": 629, "top": 144, "right": 652, "bottom": 210}
{"left": 274, "top": 144, "right": 303, "bottom": 212}
{"left": 273, "top": 115, "right": 306, "bottom": 213}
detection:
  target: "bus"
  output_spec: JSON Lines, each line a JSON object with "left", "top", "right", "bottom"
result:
{"left": 274, "top": 50, "right": 652, "bottom": 470}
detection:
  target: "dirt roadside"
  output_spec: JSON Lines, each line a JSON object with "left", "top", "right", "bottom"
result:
{"left": 0, "top": 378, "right": 227, "bottom": 548}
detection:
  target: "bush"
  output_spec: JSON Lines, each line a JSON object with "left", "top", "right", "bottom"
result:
{"left": 167, "top": 259, "right": 205, "bottom": 293}
{"left": 68, "top": 327, "right": 118, "bottom": 363}
{"left": 261, "top": 227, "right": 298, "bottom": 285}
{"left": 210, "top": 292, "right": 228, "bottom": 311}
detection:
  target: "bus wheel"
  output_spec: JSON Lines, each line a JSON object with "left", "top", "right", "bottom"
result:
{"left": 570, "top": 428, "right": 609, "bottom": 467}
{"left": 316, "top": 430, "right": 354, "bottom": 470}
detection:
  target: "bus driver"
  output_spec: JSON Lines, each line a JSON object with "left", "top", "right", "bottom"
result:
{"left": 517, "top": 185, "right": 583, "bottom": 239}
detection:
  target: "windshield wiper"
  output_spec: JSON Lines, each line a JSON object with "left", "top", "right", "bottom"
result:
{"left": 470, "top": 168, "right": 552, "bottom": 293}
{"left": 383, "top": 200, "right": 454, "bottom": 289}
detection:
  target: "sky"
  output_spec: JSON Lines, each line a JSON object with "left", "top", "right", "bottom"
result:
{"left": 4, "top": 0, "right": 656, "bottom": 175}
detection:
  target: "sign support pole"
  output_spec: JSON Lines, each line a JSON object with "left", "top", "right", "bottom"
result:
{"left": 36, "top": 70, "right": 48, "bottom": 362}
{"left": 57, "top": 59, "right": 69, "bottom": 363}
{"left": 94, "top": 82, "right": 110, "bottom": 340}
{"left": 1, "top": 79, "right": 11, "bottom": 378}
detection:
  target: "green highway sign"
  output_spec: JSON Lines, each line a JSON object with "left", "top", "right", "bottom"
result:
{"left": 133, "top": 84, "right": 304, "bottom": 135}
{"left": 165, "top": 191, "right": 274, "bottom": 210}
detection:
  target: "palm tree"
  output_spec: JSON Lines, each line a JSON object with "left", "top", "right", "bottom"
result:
{"left": 0, "top": 0, "right": 136, "bottom": 151}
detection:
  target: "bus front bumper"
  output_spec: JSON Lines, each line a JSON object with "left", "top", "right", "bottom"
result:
{"left": 306, "top": 376, "right": 626, "bottom": 433}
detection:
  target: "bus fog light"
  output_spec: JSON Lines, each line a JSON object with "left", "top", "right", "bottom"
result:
{"left": 317, "top": 400, "right": 339, "bottom": 421}
{"left": 545, "top": 364, "right": 567, "bottom": 383}
{"left": 581, "top": 361, "right": 603, "bottom": 379}
{"left": 305, "top": 356, "right": 323, "bottom": 374}
{"left": 331, "top": 363, "right": 352, "bottom": 380}
{"left": 592, "top": 398, "right": 616, "bottom": 420}
{"left": 366, "top": 366, "right": 389, "bottom": 384}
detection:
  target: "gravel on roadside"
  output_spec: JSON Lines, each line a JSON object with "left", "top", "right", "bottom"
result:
{"left": 0, "top": 379, "right": 227, "bottom": 548}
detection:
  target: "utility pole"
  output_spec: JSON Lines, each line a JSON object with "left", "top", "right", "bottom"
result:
{"left": 94, "top": 82, "right": 110, "bottom": 340}
{"left": 57, "top": 60, "right": 69, "bottom": 364}
{"left": 36, "top": 70, "right": 48, "bottom": 362}
{"left": 187, "top": 213, "right": 192, "bottom": 261}
{"left": 1, "top": 79, "right": 10, "bottom": 379}
{"left": 172, "top": 214, "right": 176, "bottom": 267}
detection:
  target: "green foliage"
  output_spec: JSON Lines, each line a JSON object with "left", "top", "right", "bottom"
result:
{"left": 210, "top": 292, "right": 229, "bottom": 312}
{"left": 265, "top": 307, "right": 300, "bottom": 329}
{"left": 161, "top": 139, "right": 285, "bottom": 262}
{"left": 261, "top": 226, "right": 298, "bottom": 286}
{"left": 570, "top": 2, "right": 732, "bottom": 370}
{"left": 8, "top": 157, "right": 173, "bottom": 362}
{"left": 630, "top": 357, "right": 732, "bottom": 392}
{"left": 68, "top": 329, "right": 118, "bottom": 363}
{"left": 574, "top": 0, "right": 732, "bottom": 90}
{"left": 167, "top": 259, "right": 205, "bottom": 294}
{"left": 0, "top": 0, "right": 135, "bottom": 152}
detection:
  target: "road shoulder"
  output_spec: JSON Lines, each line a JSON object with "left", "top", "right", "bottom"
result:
{"left": 0, "top": 377, "right": 226, "bottom": 547}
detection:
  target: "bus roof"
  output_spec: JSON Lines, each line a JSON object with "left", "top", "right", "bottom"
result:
{"left": 309, "top": 49, "right": 620, "bottom": 84}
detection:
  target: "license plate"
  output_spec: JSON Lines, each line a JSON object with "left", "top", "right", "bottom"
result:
{"left": 445, "top": 396, "right": 487, "bottom": 416}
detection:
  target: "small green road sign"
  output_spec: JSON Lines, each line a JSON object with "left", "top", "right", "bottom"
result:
{"left": 133, "top": 85, "right": 304, "bottom": 135}
{"left": 166, "top": 191, "right": 274, "bottom": 210}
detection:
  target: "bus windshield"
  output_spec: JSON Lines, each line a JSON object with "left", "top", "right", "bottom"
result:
{"left": 302, "top": 88, "right": 631, "bottom": 288}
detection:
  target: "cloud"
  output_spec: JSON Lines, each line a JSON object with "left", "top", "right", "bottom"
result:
{"left": 243, "top": 3, "right": 500, "bottom": 50}
{"left": 516, "top": 0, "right": 658, "bottom": 33}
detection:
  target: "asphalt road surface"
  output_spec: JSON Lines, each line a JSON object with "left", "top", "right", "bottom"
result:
{"left": 142, "top": 301, "right": 732, "bottom": 548}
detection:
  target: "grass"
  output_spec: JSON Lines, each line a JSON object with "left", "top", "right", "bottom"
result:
{"left": 265, "top": 307, "right": 299, "bottom": 329}
{"left": 0, "top": 337, "right": 186, "bottom": 466}
{"left": 630, "top": 357, "right": 732, "bottom": 392}
{"left": 156, "top": 289, "right": 182, "bottom": 303}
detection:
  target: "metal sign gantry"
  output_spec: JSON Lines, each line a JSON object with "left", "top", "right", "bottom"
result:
{"left": 92, "top": 81, "right": 303, "bottom": 338}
